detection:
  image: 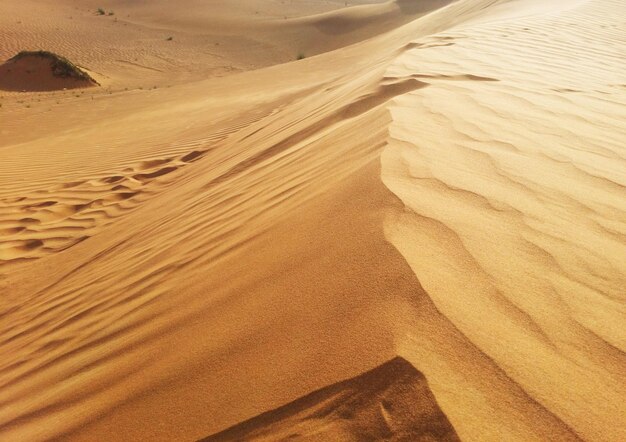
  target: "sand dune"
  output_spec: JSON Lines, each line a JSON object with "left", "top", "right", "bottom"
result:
{"left": 265, "top": 0, "right": 455, "bottom": 57}
{"left": 0, "top": 0, "right": 442, "bottom": 90}
{"left": 0, "top": 51, "right": 98, "bottom": 92}
{"left": 381, "top": 2, "right": 626, "bottom": 440}
{"left": 0, "top": 0, "right": 625, "bottom": 441}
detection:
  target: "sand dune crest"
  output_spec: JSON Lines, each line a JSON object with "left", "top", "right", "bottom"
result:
{"left": 0, "top": 0, "right": 624, "bottom": 441}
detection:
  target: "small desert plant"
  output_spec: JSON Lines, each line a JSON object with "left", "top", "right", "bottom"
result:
{"left": 108, "top": 11, "right": 115, "bottom": 16}
{"left": 97, "top": 8, "right": 105, "bottom": 15}
{"left": 166, "top": 36, "right": 173, "bottom": 41}
{"left": 297, "top": 52, "right": 306, "bottom": 60}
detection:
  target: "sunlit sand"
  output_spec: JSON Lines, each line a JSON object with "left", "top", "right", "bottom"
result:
{"left": 1, "top": 1, "right": 624, "bottom": 440}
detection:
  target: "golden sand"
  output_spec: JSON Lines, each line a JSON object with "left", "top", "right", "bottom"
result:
{"left": 1, "top": 0, "right": 624, "bottom": 440}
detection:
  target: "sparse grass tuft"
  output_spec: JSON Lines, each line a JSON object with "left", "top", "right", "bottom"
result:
{"left": 297, "top": 52, "right": 306, "bottom": 60}
{"left": 97, "top": 8, "right": 105, "bottom": 15}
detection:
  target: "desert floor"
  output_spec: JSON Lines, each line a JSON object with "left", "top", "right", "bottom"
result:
{"left": 0, "top": 0, "right": 625, "bottom": 441}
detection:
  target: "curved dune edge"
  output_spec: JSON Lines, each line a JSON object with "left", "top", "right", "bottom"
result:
{"left": 265, "top": 0, "right": 455, "bottom": 58}
{"left": 380, "top": 0, "right": 626, "bottom": 441}
{"left": 0, "top": 0, "right": 624, "bottom": 441}
{"left": 201, "top": 357, "right": 460, "bottom": 442}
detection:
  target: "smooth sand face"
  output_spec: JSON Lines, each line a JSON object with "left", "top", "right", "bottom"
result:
{"left": 0, "top": 0, "right": 625, "bottom": 441}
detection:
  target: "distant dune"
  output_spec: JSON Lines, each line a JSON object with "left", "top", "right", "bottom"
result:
{"left": 0, "top": 51, "right": 98, "bottom": 92}
{"left": 269, "top": 0, "right": 455, "bottom": 57}
{"left": 0, "top": 0, "right": 624, "bottom": 441}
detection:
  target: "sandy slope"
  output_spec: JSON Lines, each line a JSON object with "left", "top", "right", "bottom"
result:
{"left": 381, "top": 2, "right": 626, "bottom": 440}
{"left": 0, "top": 0, "right": 625, "bottom": 441}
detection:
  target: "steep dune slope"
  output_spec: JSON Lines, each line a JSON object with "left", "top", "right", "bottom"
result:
{"left": 0, "top": 0, "right": 624, "bottom": 441}
{"left": 381, "top": 0, "right": 626, "bottom": 440}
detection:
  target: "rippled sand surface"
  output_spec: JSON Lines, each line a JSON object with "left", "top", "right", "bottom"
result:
{"left": 1, "top": 0, "right": 624, "bottom": 440}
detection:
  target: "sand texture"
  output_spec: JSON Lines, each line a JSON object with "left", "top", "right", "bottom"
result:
{"left": 0, "top": 0, "right": 624, "bottom": 441}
